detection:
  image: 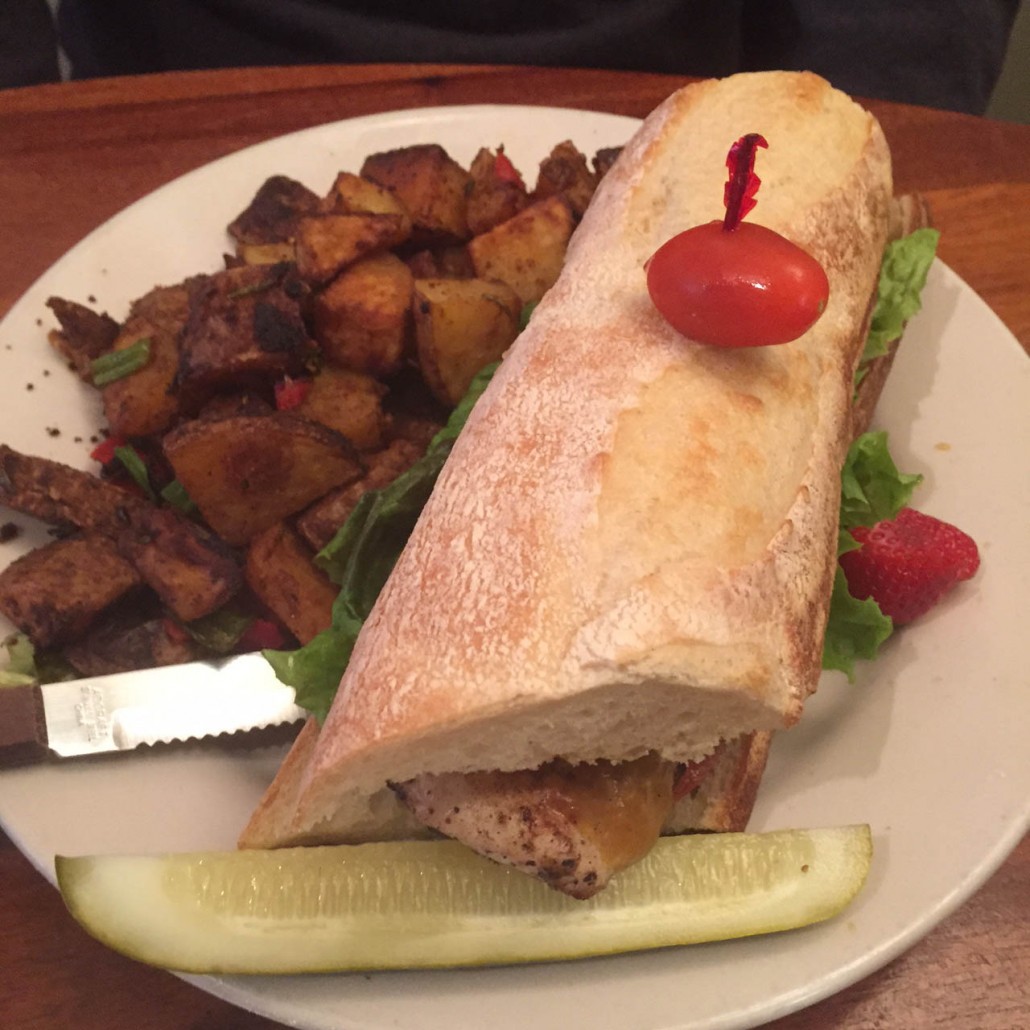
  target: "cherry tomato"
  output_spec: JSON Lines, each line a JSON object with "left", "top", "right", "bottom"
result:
{"left": 646, "top": 220, "right": 830, "bottom": 348}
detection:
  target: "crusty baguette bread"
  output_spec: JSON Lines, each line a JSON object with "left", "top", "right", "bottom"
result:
{"left": 241, "top": 71, "right": 894, "bottom": 850}
{"left": 665, "top": 186, "right": 932, "bottom": 837}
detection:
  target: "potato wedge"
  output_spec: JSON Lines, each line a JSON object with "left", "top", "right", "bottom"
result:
{"left": 117, "top": 508, "right": 243, "bottom": 622}
{"left": 102, "top": 281, "right": 192, "bottom": 438}
{"left": 322, "top": 171, "right": 413, "bottom": 233}
{"left": 245, "top": 523, "right": 338, "bottom": 644}
{"left": 295, "top": 437, "right": 425, "bottom": 552}
{"left": 467, "top": 146, "right": 529, "bottom": 236}
{"left": 228, "top": 175, "right": 320, "bottom": 245}
{"left": 413, "top": 278, "right": 520, "bottom": 406}
{"left": 311, "top": 252, "right": 413, "bottom": 377}
{"left": 294, "top": 367, "right": 388, "bottom": 451}
{"left": 46, "top": 297, "right": 120, "bottom": 381}
{"left": 533, "top": 140, "right": 599, "bottom": 217}
{"left": 236, "top": 241, "right": 296, "bottom": 266}
{"left": 178, "top": 264, "right": 315, "bottom": 407}
{"left": 360, "top": 144, "right": 470, "bottom": 246}
{"left": 163, "top": 413, "right": 363, "bottom": 546}
{"left": 0, "top": 444, "right": 146, "bottom": 534}
{"left": 467, "top": 195, "right": 574, "bottom": 305}
{"left": 295, "top": 213, "right": 410, "bottom": 284}
{"left": 0, "top": 534, "right": 141, "bottom": 648}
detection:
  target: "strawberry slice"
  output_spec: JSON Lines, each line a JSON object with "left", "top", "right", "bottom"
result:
{"left": 839, "top": 507, "right": 980, "bottom": 625}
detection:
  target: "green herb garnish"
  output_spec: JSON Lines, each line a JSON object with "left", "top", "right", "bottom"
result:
{"left": 91, "top": 338, "right": 152, "bottom": 387}
{"left": 114, "top": 445, "right": 155, "bottom": 500}
{"left": 160, "top": 479, "right": 197, "bottom": 515}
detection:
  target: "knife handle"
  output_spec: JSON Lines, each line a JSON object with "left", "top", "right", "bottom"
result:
{"left": 0, "top": 683, "right": 50, "bottom": 766}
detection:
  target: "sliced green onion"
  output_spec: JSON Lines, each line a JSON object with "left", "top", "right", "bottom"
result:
{"left": 114, "top": 445, "right": 155, "bottom": 500}
{"left": 91, "top": 338, "right": 152, "bottom": 386}
{"left": 160, "top": 479, "right": 197, "bottom": 515}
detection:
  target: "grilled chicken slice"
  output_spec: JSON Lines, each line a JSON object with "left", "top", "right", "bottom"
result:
{"left": 393, "top": 753, "right": 677, "bottom": 899}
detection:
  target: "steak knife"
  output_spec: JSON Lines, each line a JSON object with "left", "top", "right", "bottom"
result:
{"left": 0, "top": 653, "right": 306, "bottom": 764}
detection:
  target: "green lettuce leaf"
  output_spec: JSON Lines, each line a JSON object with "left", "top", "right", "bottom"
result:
{"left": 0, "top": 633, "right": 38, "bottom": 687}
{"left": 822, "top": 569, "right": 894, "bottom": 678}
{"left": 862, "top": 227, "right": 939, "bottom": 364}
{"left": 264, "top": 361, "right": 500, "bottom": 722}
{"left": 822, "top": 431, "right": 922, "bottom": 678}
{"left": 839, "top": 431, "right": 922, "bottom": 531}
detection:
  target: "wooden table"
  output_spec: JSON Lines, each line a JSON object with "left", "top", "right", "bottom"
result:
{"left": 1, "top": 65, "right": 1027, "bottom": 1030}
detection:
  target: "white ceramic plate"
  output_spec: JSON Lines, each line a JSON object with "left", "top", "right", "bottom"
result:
{"left": 0, "top": 105, "right": 1028, "bottom": 1030}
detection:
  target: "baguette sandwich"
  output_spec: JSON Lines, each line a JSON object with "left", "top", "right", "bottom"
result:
{"left": 241, "top": 71, "right": 926, "bottom": 897}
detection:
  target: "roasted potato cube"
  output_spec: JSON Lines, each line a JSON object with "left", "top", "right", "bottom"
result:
{"left": 245, "top": 523, "right": 338, "bottom": 644}
{"left": 294, "top": 367, "right": 388, "bottom": 451}
{"left": 413, "top": 278, "right": 520, "bottom": 406}
{"left": 178, "top": 263, "right": 315, "bottom": 406}
{"left": 467, "top": 195, "right": 574, "bottom": 305}
{"left": 0, "top": 444, "right": 147, "bottom": 534}
{"left": 294, "top": 212, "right": 410, "bottom": 284}
{"left": 533, "top": 140, "right": 599, "bottom": 217}
{"left": 360, "top": 144, "right": 470, "bottom": 246}
{"left": 0, "top": 534, "right": 141, "bottom": 648}
{"left": 296, "top": 438, "right": 425, "bottom": 552}
{"left": 101, "top": 280, "right": 193, "bottom": 438}
{"left": 404, "top": 245, "right": 475, "bottom": 279}
{"left": 163, "top": 413, "right": 363, "bottom": 546}
{"left": 45, "top": 297, "right": 120, "bottom": 381}
{"left": 228, "top": 175, "right": 320, "bottom": 244}
{"left": 311, "top": 252, "right": 413, "bottom": 377}
{"left": 322, "top": 171, "right": 413, "bottom": 232}
{"left": 466, "top": 146, "right": 529, "bottom": 236}
{"left": 117, "top": 507, "right": 242, "bottom": 622}
{"left": 65, "top": 609, "right": 199, "bottom": 676}
{"left": 236, "top": 241, "right": 296, "bottom": 265}
{"left": 593, "top": 146, "right": 622, "bottom": 179}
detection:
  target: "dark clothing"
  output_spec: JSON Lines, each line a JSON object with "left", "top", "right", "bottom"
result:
{"left": 16, "top": 0, "right": 1022, "bottom": 115}
{"left": 0, "top": 1, "right": 60, "bottom": 88}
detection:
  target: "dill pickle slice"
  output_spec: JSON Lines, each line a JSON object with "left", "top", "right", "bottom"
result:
{"left": 56, "top": 825, "right": 872, "bottom": 974}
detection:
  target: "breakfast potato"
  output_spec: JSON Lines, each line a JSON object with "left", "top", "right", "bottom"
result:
{"left": 45, "top": 297, "right": 120, "bottom": 381}
{"left": 228, "top": 175, "right": 320, "bottom": 245}
{"left": 117, "top": 507, "right": 243, "bottom": 622}
{"left": 293, "top": 367, "right": 388, "bottom": 452}
{"left": 311, "top": 252, "right": 413, "bottom": 376}
{"left": 100, "top": 281, "right": 194, "bottom": 438}
{"left": 533, "top": 140, "right": 598, "bottom": 217}
{"left": 360, "top": 144, "right": 470, "bottom": 246}
{"left": 163, "top": 413, "right": 364, "bottom": 546}
{"left": 467, "top": 195, "right": 574, "bottom": 305}
{"left": 296, "top": 437, "right": 425, "bottom": 552}
{"left": 245, "top": 522, "right": 339, "bottom": 644}
{"left": 177, "top": 264, "right": 316, "bottom": 407}
{"left": 0, "top": 534, "right": 141, "bottom": 648}
{"left": 236, "top": 241, "right": 296, "bottom": 266}
{"left": 64, "top": 612, "right": 199, "bottom": 677}
{"left": 466, "top": 146, "right": 529, "bottom": 236}
{"left": 0, "top": 445, "right": 147, "bottom": 535}
{"left": 413, "top": 278, "right": 521, "bottom": 406}
{"left": 593, "top": 146, "right": 622, "bottom": 178}
{"left": 294, "top": 212, "right": 410, "bottom": 284}
{"left": 322, "top": 171, "right": 413, "bottom": 234}
{"left": 404, "top": 245, "right": 475, "bottom": 279}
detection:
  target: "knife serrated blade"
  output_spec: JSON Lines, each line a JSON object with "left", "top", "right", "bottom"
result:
{"left": 0, "top": 653, "right": 305, "bottom": 764}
